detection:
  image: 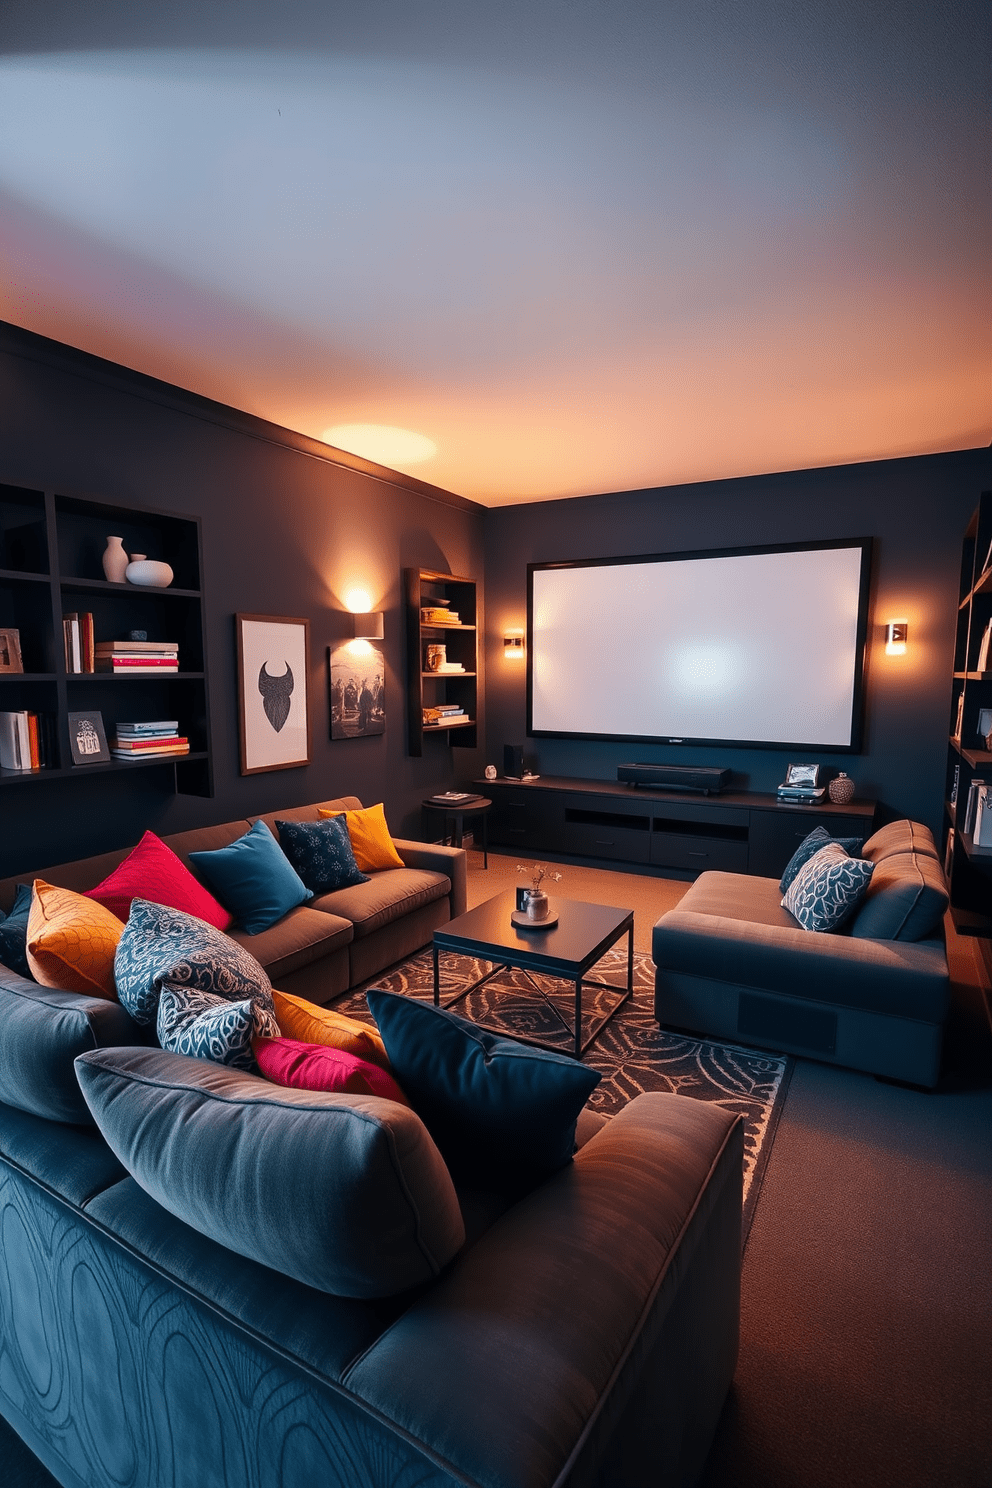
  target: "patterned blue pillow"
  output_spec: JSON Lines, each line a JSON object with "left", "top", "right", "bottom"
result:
{"left": 156, "top": 985, "right": 277, "bottom": 1069}
{"left": 115, "top": 900, "right": 275, "bottom": 1026}
{"left": 779, "top": 826, "right": 865, "bottom": 892}
{"left": 782, "top": 843, "right": 874, "bottom": 932}
{"left": 0, "top": 883, "right": 34, "bottom": 979}
{"left": 275, "top": 817, "right": 370, "bottom": 895}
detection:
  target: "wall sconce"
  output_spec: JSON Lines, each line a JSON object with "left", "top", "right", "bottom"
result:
{"left": 503, "top": 631, "right": 525, "bottom": 661}
{"left": 352, "top": 611, "right": 384, "bottom": 640}
{"left": 885, "top": 619, "right": 908, "bottom": 656}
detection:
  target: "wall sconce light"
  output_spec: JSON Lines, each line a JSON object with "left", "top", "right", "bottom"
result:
{"left": 503, "top": 631, "right": 525, "bottom": 660}
{"left": 885, "top": 619, "right": 908, "bottom": 656}
{"left": 352, "top": 611, "right": 384, "bottom": 640}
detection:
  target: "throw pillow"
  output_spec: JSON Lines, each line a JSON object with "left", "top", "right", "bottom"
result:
{"left": 189, "top": 820, "right": 312, "bottom": 933}
{"left": 255, "top": 1036, "right": 410, "bottom": 1104}
{"left": 782, "top": 843, "right": 874, "bottom": 932}
{"left": 271, "top": 988, "right": 391, "bottom": 1068}
{"left": 274, "top": 817, "right": 369, "bottom": 894}
{"left": 366, "top": 988, "right": 601, "bottom": 1185}
{"left": 156, "top": 984, "right": 274, "bottom": 1070}
{"left": 0, "top": 882, "right": 35, "bottom": 979}
{"left": 779, "top": 825, "right": 865, "bottom": 892}
{"left": 26, "top": 880, "right": 124, "bottom": 999}
{"left": 317, "top": 803, "right": 405, "bottom": 872}
{"left": 84, "top": 830, "right": 232, "bottom": 930}
{"left": 115, "top": 899, "right": 277, "bottom": 1027}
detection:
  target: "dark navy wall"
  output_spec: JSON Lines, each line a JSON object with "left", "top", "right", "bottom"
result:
{"left": 483, "top": 450, "right": 992, "bottom": 838}
{"left": 0, "top": 326, "right": 485, "bottom": 875}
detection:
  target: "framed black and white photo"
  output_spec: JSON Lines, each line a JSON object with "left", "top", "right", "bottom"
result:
{"left": 329, "top": 641, "right": 385, "bottom": 739}
{"left": 236, "top": 614, "right": 310, "bottom": 775}
{"left": 784, "top": 762, "right": 820, "bottom": 787}
{"left": 68, "top": 710, "right": 110, "bottom": 765}
{"left": 0, "top": 628, "right": 23, "bottom": 674}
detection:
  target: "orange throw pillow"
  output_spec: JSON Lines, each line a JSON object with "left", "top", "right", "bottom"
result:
{"left": 317, "top": 802, "right": 405, "bottom": 872}
{"left": 271, "top": 988, "right": 392, "bottom": 1069}
{"left": 26, "top": 880, "right": 124, "bottom": 1000}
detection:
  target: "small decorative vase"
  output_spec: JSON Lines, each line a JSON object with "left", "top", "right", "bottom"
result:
{"left": 525, "top": 888, "right": 549, "bottom": 921}
{"left": 126, "top": 554, "right": 174, "bottom": 588}
{"left": 829, "top": 772, "right": 855, "bottom": 804}
{"left": 102, "top": 535, "right": 129, "bottom": 583}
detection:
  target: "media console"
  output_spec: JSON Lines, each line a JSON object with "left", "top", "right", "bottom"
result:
{"left": 476, "top": 775, "right": 876, "bottom": 879}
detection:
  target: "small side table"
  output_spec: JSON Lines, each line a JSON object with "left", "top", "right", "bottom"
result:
{"left": 421, "top": 796, "right": 491, "bottom": 868}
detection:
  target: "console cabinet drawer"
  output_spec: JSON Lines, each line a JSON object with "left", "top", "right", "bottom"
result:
{"left": 650, "top": 833, "right": 749, "bottom": 873}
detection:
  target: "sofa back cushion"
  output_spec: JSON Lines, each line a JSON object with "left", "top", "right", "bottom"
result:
{"left": 861, "top": 820, "right": 940, "bottom": 864}
{"left": 75, "top": 1046, "right": 465, "bottom": 1297}
{"left": 847, "top": 851, "right": 949, "bottom": 941}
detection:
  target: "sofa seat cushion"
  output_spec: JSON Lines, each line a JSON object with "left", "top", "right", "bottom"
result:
{"left": 847, "top": 850, "right": 949, "bottom": 941}
{"left": 227, "top": 905, "right": 353, "bottom": 979}
{"left": 311, "top": 868, "right": 451, "bottom": 939}
{"left": 861, "top": 819, "right": 940, "bottom": 863}
{"left": 75, "top": 1046, "right": 465, "bottom": 1298}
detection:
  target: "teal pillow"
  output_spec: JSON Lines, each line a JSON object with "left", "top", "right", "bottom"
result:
{"left": 0, "top": 883, "right": 34, "bottom": 979}
{"left": 779, "top": 825, "right": 865, "bottom": 892}
{"left": 782, "top": 843, "right": 874, "bottom": 932}
{"left": 190, "top": 820, "right": 312, "bottom": 933}
{"left": 366, "top": 989, "right": 600, "bottom": 1186}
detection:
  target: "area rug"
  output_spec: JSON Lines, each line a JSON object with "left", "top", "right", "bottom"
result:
{"left": 339, "top": 945, "right": 792, "bottom": 1246}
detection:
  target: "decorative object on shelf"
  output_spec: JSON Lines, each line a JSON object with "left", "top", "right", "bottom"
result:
{"left": 828, "top": 772, "right": 856, "bottom": 804}
{"left": 0, "top": 627, "right": 23, "bottom": 674}
{"left": 950, "top": 761, "right": 960, "bottom": 806}
{"left": 953, "top": 690, "right": 965, "bottom": 741}
{"left": 67, "top": 710, "right": 111, "bottom": 765}
{"left": 125, "top": 554, "right": 174, "bottom": 588}
{"left": 485, "top": 764, "right": 498, "bottom": 780}
{"left": 329, "top": 640, "right": 384, "bottom": 740}
{"left": 784, "top": 763, "right": 820, "bottom": 787}
{"left": 101, "top": 535, "right": 129, "bottom": 583}
{"left": 884, "top": 619, "right": 908, "bottom": 656}
{"left": 426, "top": 643, "right": 446, "bottom": 671}
{"left": 128, "top": 629, "right": 148, "bottom": 642}
{"left": 236, "top": 614, "right": 310, "bottom": 775}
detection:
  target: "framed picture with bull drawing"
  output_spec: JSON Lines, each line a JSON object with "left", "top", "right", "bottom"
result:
{"left": 236, "top": 614, "right": 310, "bottom": 775}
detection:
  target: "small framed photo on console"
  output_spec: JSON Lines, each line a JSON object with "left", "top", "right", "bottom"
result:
{"left": 784, "top": 763, "right": 820, "bottom": 787}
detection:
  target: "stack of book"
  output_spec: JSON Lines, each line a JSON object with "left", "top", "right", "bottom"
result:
{"left": 776, "top": 783, "right": 826, "bottom": 803}
{"left": 96, "top": 640, "right": 179, "bottom": 674}
{"left": 63, "top": 612, "right": 95, "bottom": 672}
{"left": 421, "top": 605, "right": 461, "bottom": 625}
{"left": 423, "top": 703, "right": 468, "bottom": 727}
{"left": 0, "top": 710, "right": 56, "bottom": 770}
{"left": 112, "top": 721, "right": 190, "bottom": 760}
{"left": 962, "top": 777, "right": 987, "bottom": 837}
{"left": 434, "top": 661, "right": 466, "bottom": 673}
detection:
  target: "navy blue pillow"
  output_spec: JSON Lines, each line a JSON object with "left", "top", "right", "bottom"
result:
{"left": 779, "top": 825, "right": 865, "bottom": 893}
{"left": 366, "top": 989, "right": 600, "bottom": 1186}
{"left": 275, "top": 817, "right": 369, "bottom": 895}
{"left": 0, "top": 883, "right": 34, "bottom": 979}
{"left": 189, "top": 820, "right": 312, "bottom": 933}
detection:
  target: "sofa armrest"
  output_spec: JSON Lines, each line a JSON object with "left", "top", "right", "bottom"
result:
{"left": 392, "top": 839, "right": 467, "bottom": 918}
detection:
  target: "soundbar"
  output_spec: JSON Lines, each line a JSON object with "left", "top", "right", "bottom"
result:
{"left": 618, "top": 763, "right": 732, "bottom": 795}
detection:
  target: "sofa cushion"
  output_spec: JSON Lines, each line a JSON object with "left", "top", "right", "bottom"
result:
{"left": 189, "top": 820, "right": 313, "bottom": 933}
{"left": 779, "top": 824, "right": 865, "bottom": 892}
{"left": 311, "top": 868, "right": 451, "bottom": 939}
{"left": 74, "top": 1046, "right": 466, "bottom": 1298}
{"left": 84, "top": 829, "right": 233, "bottom": 930}
{"left": 271, "top": 988, "right": 390, "bottom": 1068}
{"left": 861, "top": 819, "right": 940, "bottom": 863}
{"left": 847, "top": 851, "right": 949, "bottom": 941}
{"left": 255, "top": 1036, "right": 410, "bottom": 1104}
{"left": 366, "top": 989, "right": 600, "bottom": 1186}
{"left": 318, "top": 802, "right": 406, "bottom": 871}
{"left": 226, "top": 905, "right": 354, "bottom": 979}
{"left": 0, "top": 882, "right": 34, "bottom": 978}
{"left": 157, "top": 985, "right": 277, "bottom": 1069}
{"left": 782, "top": 844, "right": 874, "bottom": 932}
{"left": 274, "top": 816, "right": 369, "bottom": 893}
{"left": 27, "top": 880, "right": 124, "bottom": 999}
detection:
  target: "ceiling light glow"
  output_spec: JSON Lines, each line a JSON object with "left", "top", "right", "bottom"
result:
{"left": 322, "top": 424, "right": 437, "bottom": 466}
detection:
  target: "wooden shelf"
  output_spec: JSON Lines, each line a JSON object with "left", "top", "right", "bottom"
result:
{"left": 406, "top": 567, "right": 478, "bottom": 757}
{"left": 59, "top": 576, "right": 201, "bottom": 599}
{"left": 424, "top": 718, "right": 476, "bottom": 732}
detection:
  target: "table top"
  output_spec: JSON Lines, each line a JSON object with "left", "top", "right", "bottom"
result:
{"left": 421, "top": 794, "right": 491, "bottom": 811}
{"left": 434, "top": 890, "right": 633, "bottom": 976}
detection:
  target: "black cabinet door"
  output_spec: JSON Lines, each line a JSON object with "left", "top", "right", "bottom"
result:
{"left": 747, "top": 811, "right": 868, "bottom": 879}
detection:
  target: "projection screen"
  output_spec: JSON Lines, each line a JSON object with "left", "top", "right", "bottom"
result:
{"left": 528, "top": 540, "right": 871, "bottom": 750}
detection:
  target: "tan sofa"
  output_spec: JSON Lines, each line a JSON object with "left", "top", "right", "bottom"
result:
{"left": 0, "top": 797, "right": 466, "bottom": 1005}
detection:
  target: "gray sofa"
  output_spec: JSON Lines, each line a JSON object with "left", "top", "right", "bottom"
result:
{"left": 653, "top": 820, "right": 951, "bottom": 1087}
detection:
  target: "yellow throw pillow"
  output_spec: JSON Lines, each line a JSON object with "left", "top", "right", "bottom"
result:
{"left": 26, "top": 880, "right": 124, "bottom": 1000}
{"left": 317, "top": 802, "right": 405, "bottom": 872}
{"left": 271, "top": 988, "right": 391, "bottom": 1069}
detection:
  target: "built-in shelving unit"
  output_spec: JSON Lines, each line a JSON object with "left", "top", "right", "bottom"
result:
{"left": 0, "top": 481, "right": 212, "bottom": 795}
{"left": 405, "top": 567, "right": 478, "bottom": 756}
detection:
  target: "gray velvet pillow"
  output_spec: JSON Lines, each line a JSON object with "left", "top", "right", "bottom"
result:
{"left": 74, "top": 1046, "right": 466, "bottom": 1298}
{"left": 847, "top": 851, "right": 948, "bottom": 941}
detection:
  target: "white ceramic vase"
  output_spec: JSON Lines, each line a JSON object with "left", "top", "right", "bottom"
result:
{"left": 125, "top": 554, "right": 174, "bottom": 588}
{"left": 828, "top": 772, "right": 856, "bottom": 804}
{"left": 525, "top": 888, "right": 549, "bottom": 921}
{"left": 102, "top": 535, "right": 129, "bottom": 583}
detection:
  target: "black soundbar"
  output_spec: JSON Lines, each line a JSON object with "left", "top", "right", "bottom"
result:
{"left": 618, "top": 763, "right": 731, "bottom": 795}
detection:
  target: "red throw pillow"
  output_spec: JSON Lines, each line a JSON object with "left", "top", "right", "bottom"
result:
{"left": 255, "top": 1036, "right": 410, "bottom": 1106}
{"left": 84, "top": 830, "right": 233, "bottom": 931}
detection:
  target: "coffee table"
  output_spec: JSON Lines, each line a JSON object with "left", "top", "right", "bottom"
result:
{"left": 432, "top": 890, "right": 634, "bottom": 1057}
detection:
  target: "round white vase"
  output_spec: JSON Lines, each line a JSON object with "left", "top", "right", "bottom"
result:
{"left": 125, "top": 554, "right": 174, "bottom": 588}
{"left": 102, "top": 536, "right": 129, "bottom": 583}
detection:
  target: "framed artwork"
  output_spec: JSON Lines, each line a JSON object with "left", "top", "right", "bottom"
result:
{"left": 0, "top": 628, "right": 23, "bottom": 674}
{"left": 236, "top": 614, "right": 310, "bottom": 775}
{"left": 329, "top": 641, "right": 385, "bottom": 739}
{"left": 785, "top": 762, "right": 820, "bottom": 787}
{"left": 67, "top": 710, "right": 110, "bottom": 765}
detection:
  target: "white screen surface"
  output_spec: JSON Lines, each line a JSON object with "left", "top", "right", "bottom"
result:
{"left": 530, "top": 545, "right": 866, "bottom": 747}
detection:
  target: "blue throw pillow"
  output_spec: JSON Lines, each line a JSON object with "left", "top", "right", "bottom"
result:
{"left": 275, "top": 817, "right": 369, "bottom": 895}
{"left": 189, "top": 820, "right": 312, "bottom": 933}
{"left": 779, "top": 825, "right": 865, "bottom": 892}
{"left": 156, "top": 984, "right": 272, "bottom": 1070}
{"left": 0, "top": 883, "right": 34, "bottom": 979}
{"left": 366, "top": 989, "right": 601, "bottom": 1186}
{"left": 782, "top": 843, "right": 874, "bottom": 932}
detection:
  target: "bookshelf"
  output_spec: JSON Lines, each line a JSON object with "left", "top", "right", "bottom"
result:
{"left": 404, "top": 567, "right": 478, "bottom": 757}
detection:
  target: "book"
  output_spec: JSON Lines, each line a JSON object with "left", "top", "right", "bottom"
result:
{"left": 81, "top": 612, "right": 95, "bottom": 672}
{"left": 62, "top": 613, "right": 81, "bottom": 673}
{"left": 116, "top": 721, "right": 180, "bottom": 734}
{"left": 95, "top": 641, "right": 179, "bottom": 653}
{"left": 113, "top": 736, "right": 188, "bottom": 751}
{"left": 26, "top": 712, "right": 40, "bottom": 769}
{"left": 978, "top": 621, "right": 992, "bottom": 674}
{"left": 427, "top": 791, "right": 483, "bottom": 805}
{"left": 953, "top": 691, "right": 965, "bottom": 740}
{"left": 0, "top": 711, "right": 28, "bottom": 770}
{"left": 111, "top": 744, "right": 190, "bottom": 759}
{"left": 963, "top": 778, "right": 985, "bottom": 836}
{"left": 975, "top": 786, "right": 992, "bottom": 847}
{"left": 950, "top": 761, "right": 960, "bottom": 805}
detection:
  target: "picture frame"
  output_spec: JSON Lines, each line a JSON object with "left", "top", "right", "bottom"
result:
{"left": 329, "top": 641, "right": 385, "bottom": 739}
{"left": 0, "top": 628, "right": 23, "bottom": 674}
{"left": 236, "top": 614, "right": 310, "bottom": 775}
{"left": 784, "top": 762, "right": 820, "bottom": 787}
{"left": 67, "top": 710, "right": 111, "bottom": 765}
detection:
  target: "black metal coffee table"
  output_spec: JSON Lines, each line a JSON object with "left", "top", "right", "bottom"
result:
{"left": 432, "top": 890, "right": 634, "bottom": 1057}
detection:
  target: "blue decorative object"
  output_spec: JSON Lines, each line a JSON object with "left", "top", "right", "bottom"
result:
{"left": 156, "top": 985, "right": 267, "bottom": 1070}
{"left": 274, "top": 817, "right": 369, "bottom": 895}
{"left": 0, "top": 882, "right": 34, "bottom": 979}
{"left": 114, "top": 900, "right": 276, "bottom": 1026}
{"left": 366, "top": 988, "right": 601, "bottom": 1185}
{"left": 779, "top": 825, "right": 865, "bottom": 892}
{"left": 189, "top": 820, "right": 312, "bottom": 933}
{"left": 782, "top": 843, "right": 874, "bottom": 932}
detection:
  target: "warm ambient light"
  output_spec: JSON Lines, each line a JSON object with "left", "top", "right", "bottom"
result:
{"left": 885, "top": 619, "right": 908, "bottom": 656}
{"left": 322, "top": 425, "right": 438, "bottom": 466}
{"left": 504, "top": 631, "right": 525, "bottom": 660}
{"left": 343, "top": 587, "right": 373, "bottom": 613}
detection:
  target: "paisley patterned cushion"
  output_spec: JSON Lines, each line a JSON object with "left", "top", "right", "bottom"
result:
{"left": 778, "top": 825, "right": 866, "bottom": 892}
{"left": 157, "top": 985, "right": 278, "bottom": 1070}
{"left": 274, "top": 817, "right": 369, "bottom": 894}
{"left": 115, "top": 900, "right": 275, "bottom": 1026}
{"left": 782, "top": 843, "right": 874, "bottom": 932}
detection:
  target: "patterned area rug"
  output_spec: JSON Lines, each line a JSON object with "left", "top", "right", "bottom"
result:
{"left": 338, "top": 945, "right": 792, "bottom": 1245}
